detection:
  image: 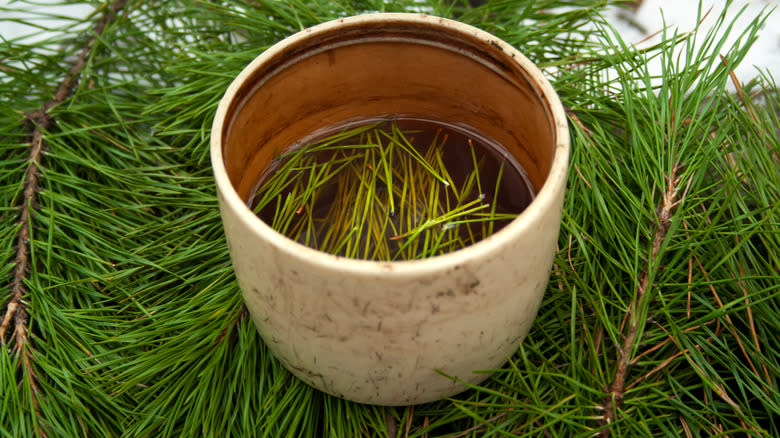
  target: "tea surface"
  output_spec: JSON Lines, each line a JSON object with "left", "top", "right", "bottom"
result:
{"left": 250, "top": 117, "right": 534, "bottom": 260}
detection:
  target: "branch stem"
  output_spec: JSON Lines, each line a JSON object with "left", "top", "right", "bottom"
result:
{"left": 0, "top": 2, "right": 129, "bottom": 436}
{"left": 598, "top": 166, "right": 685, "bottom": 435}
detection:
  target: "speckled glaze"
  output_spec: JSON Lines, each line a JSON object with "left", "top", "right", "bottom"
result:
{"left": 211, "top": 13, "right": 569, "bottom": 405}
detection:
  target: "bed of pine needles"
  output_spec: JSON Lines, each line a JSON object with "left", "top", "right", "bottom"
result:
{"left": 1, "top": 1, "right": 778, "bottom": 436}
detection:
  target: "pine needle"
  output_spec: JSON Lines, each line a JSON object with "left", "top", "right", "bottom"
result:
{"left": 251, "top": 119, "right": 520, "bottom": 261}
{"left": 1, "top": 1, "right": 778, "bottom": 437}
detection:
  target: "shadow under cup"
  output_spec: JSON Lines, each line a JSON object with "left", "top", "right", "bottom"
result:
{"left": 211, "top": 13, "right": 569, "bottom": 405}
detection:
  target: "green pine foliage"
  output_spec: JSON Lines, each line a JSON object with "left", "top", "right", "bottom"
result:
{"left": 1, "top": 0, "right": 778, "bottom": 436}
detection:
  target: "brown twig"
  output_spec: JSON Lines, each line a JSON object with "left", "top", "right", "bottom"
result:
{"left": 554, "top": 244, "right": 565, "bottom": 293}
{"left": 629, "top": 319, "right": 718, "bottom": 366}
{"left": 597, "top": 166, "right": 687, "bottom": 435}
{"left": 633, "top": 315, "right": 753, "bottom": 432}
{"left": 0, "top": 62, "right": 17, "bottom": 73}
{"left": 573, "top": 162, "right": 592, "bottom": 189}
{"left": 593, "top": 324, "right": 604, "bottom": 357}
{"left": 692, "top": 255, "right": 760, "bottom": 379}
{"left": 421, "top": 416, "right": 429, "bottom": 438}
{"left": 682, "top": 220, "right": 694, "bottom": 318}
{"left": 213, "top": 304, "right": 248, "bottom": 346}
{"left": 567, "top": 234, "right": 576, "bottom": 274}
{"left": 663, "top": 325, "right": 747, "bottom": 422}
{"left": 625, "top": 322, "right": 725, "bottom": 391}
{"left": 722, "top": 55, "right": 759, "bottom": 123}
{"left": 1, "top": 0, "right": 128, "bottom": 349}
{"left": 403, "top": 405, "right": 414, "bottom": 438}
{"left": 722, "top": 55, "right": 779, "bottom": 164}
{"left": 627, "top": 0, "right": 644, "bottom": 11}
{"left": 734, "top": 258, "right": 773, "bottom": 390}
{"left": 566, "top": 109, "right": 592, "bottom": 137}
{"left": 679, "top": 415, "right": 693, "bottom": 438}
{"left": 0, "top": 1, "right": 129, "bottom": 436}
{"left": 385, "top": 409, "right": 398, "bottom": 438}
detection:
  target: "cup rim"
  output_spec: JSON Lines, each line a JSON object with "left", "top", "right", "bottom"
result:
{"left": 211, "top": 12, "right": 569, "bottom": 276}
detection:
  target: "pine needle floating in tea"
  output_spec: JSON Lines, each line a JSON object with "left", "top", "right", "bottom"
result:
{"left": 251, "top": 118, "right": 534, "bottom": 260}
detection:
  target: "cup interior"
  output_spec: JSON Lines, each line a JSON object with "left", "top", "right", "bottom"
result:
{"left": 216, "top": 15, "right": 560, "bottom": 205}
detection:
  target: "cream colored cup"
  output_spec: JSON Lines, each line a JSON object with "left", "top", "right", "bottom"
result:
{"left": 210, "top": 13, "right": 569, "bottom": 405}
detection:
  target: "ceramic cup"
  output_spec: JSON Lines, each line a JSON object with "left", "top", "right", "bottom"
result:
{"left": 210, "top": 13, "right": 569, "bottom": 405}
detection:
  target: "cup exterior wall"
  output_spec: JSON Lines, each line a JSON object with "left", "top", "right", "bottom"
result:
{"left": 217, "top": 169, "right": 564, "bottom": 405}
{"left": 212, "top": 13, "right": 569, "bottom": 406}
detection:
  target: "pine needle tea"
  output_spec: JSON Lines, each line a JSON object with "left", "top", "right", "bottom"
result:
{"left": 250, "top": 118, "right": 534, "bottom": 261}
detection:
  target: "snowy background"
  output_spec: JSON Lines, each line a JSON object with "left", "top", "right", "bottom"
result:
{"left": 2, "top": 0, "right": 779, "bottom": 85}
{"left": 601, "top": 0, "right": 780, "bottom": 85}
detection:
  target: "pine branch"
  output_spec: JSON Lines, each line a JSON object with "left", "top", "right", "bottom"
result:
{"left": 2, "top": 0, "right": 129, "bottom": 348}
{"left": 598, "top": 165, "right": 689, "bottom": 434}
{"left": 0, "top": 0, "right": 128, "bottom": 435}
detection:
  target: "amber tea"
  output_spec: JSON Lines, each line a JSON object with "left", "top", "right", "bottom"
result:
{"left": 249, "top": 117, "right": 534, "bottom": 261}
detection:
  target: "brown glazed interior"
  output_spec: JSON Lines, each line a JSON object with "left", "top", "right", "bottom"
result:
{"left": 220, "top": 16, "right": 556, "bottom": 202}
